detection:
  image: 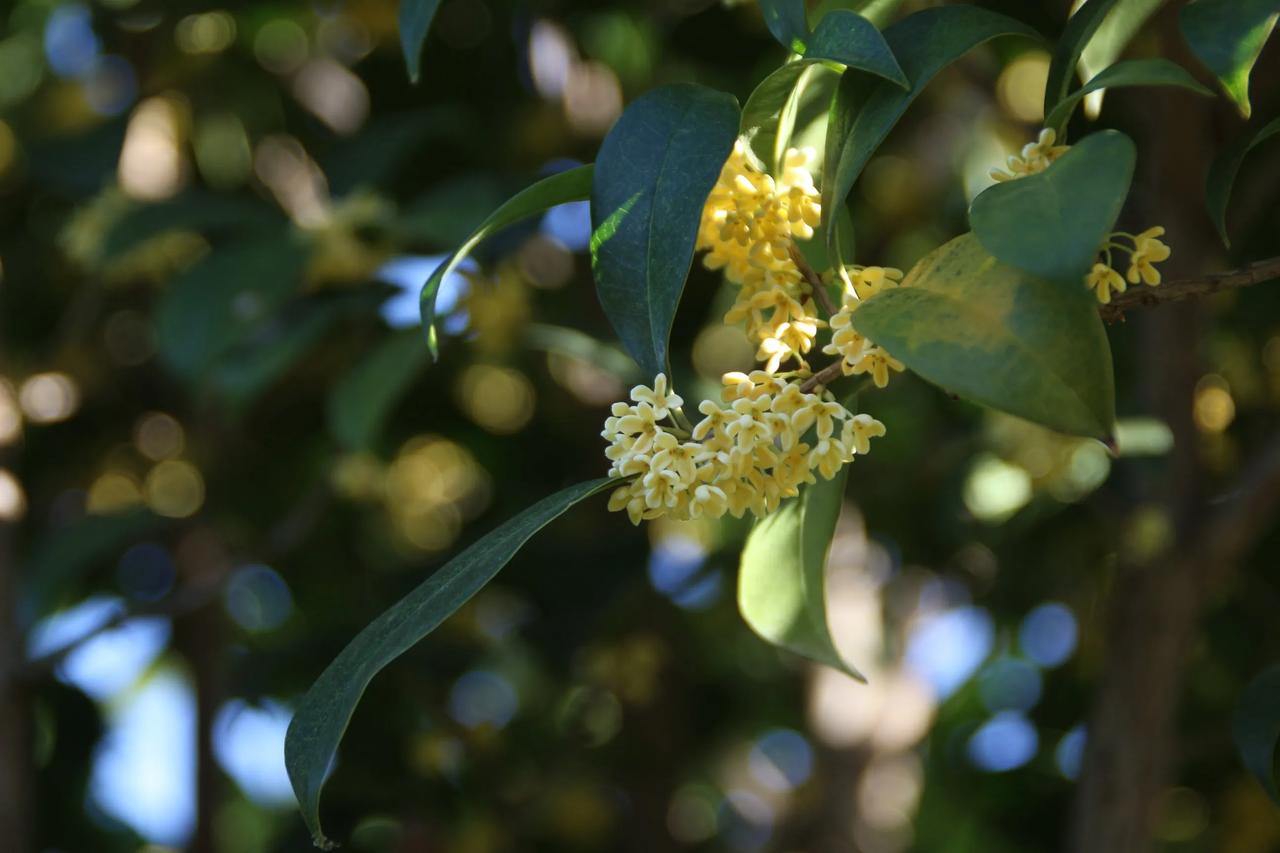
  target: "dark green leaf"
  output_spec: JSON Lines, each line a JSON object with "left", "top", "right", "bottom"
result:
{"left": 970, "top": 130, "right": 1136, "bottom": 285}
{"left": 739, "top": 461, "right": 863, "bottom": 679}
{"left": 399, "top": 0, "right": 443, "bottom": 83}
{"left": 396, "top": 175, "right": 511, "bottom": 249}
{"left": 760, "top": 0, "right": 810, "bottom": 53}
{"left": 813, "top": 0, "right": 907, "bottom": 29}
{"left": 1044, "top": 0, "right": 1118, "bottom": 119}
{"left": 155, "top": 236, "right": 310, "bottom": 379}
{"left": 823, "top": 6, "right": 1038, "bottom": 250}
{"left": 1044, "top": 59, "right": 1213, "bottom": 131}
{"left": 285, "top": 477, "right": 617, "bottom": 848}
{"left": 804, "top": 11, "right": 908, "bottom": 87}
{"left": 328, "top": 330, "right": 430, "bottom": 450}
{"left": 1205, "top": 116, "right": 1280, "bottom": 247}
{"left": 1078, "top": 0, "right": 1165, "bottom": 94}
{"left": 1181, "top": 0, "right": 1279, "bottom": 118}
{"left": 591, "top": 84, "right": 739, "bottom": 378}
{"left": 100, "top": 192, "right": 285, "bottom": 261}
{"left": 1235, "top": 664, "right": 1280, "bottom": 802}
{"left": 420, "top": 164, "right": 593, "bottom": 359}
{"left": 851, "top": 233, "right": 1115, "bottom": 440}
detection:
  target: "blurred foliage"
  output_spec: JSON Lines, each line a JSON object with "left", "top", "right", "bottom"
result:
{"left": 1, "top": 1, "right": 1279, "bottom": 852}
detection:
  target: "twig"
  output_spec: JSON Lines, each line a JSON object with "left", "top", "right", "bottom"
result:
{"left": 1100, "top": 256, "right": 1280, "bottom": 322}
{"left": 799, "top": 360, "right": 845, "bottom": 393}
{"left": 789, "top": 243, "right": 839, "bottom": 318}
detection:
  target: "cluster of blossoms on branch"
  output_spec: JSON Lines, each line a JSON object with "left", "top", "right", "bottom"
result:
{"left": 603, "top": 141, "right": 897, "bottom": 524}
{"left": 994, "top": 128, "right": 1171, "bottom": 305}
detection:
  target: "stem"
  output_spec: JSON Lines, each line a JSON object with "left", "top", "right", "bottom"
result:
{"left": 799, "top": 360, "right": 846, "bottom": 393}
{"left": 1099, "top": 255, "right": 1280, "bottom": 322}
{"left": 789, "top": 243, "right": 839, "bottom": 318}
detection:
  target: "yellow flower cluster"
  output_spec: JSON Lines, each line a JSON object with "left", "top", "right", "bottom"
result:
{"left": 603, "top": 373, "right": 884, "bottom": 524}
{"left": 989, "top": 128, "right": 1071, "bottom": 183}
{"left": 1087, "top": 227, "right": 1172, "bottom": 304}
{"left": 697, "top": 141, "right": 824, "bottom": 373}
{"left": 823, "top": 266, "right": 906, "bottom": 387}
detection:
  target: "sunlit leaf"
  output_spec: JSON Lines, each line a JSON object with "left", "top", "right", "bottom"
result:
{"left": 1044, "top": 58, "right": 1213, "bottom": 132}
{"left": 155, "top": 236, "right": 310, "bottom": 379}
{"left": 328, "top": 329, "right": 430, "bottom": 450}
{"left": 285, "top": 477, "right": 617, "bottom": 848}
{"left": 399, "top": 0, "right": 443, "bottom": 83}
{"left": 851, "top": 233, "right": 1115, "bottom": 440}
{"left": 759, "top": 0, "right": 810, "bottom": 53}
{"left": 739, "top": 461, "right": 863, "bottom": 679}
{"left": 1235, "top": 664, "right": 1280, "bottom": 802}
{"left": 591, "top": 84, "right": 738, "bottom": 378}
{"left": 1044, "top": 0, "right": 1118, "bottom": 119}
{"left": 1181, "top": 0, "right": 1279, "bottom": 118}
{"left": 419, "top": 164, "right": 593, "bottom": 360}
{"left": 1077, "top": 0, "right": 1165, "bottom": 112}
{"left": 823, "top": 6, "right": 1038, "bottom": 250}
{"left": 970, "top": 131, "right": 1135, "bottom": 285}
{"left": 1205, "top": 116, "right": 1280, "bottom": 247}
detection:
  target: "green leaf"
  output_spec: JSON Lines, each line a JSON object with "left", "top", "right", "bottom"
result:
{"left": 813, "top": 0, "right": 908, "bottom": 29}
{"left": 399, "top": 0, "right": 443, "bottom": 83}
{"left": 851, "top": 233, "right": 1116, "bottom": 440}
{"left": 328, "top": 330, "right": 430, "bottom": 450}
{"left": 760, "top": 0, "right": 810, "bottom": 53}
{"left": 155, "top": 236, "right": 310, "bottom": 379}
{"left": 803, "top": 11, "right": 908, "bottom": 87}
{"left": 1181, "top": 0, "right": 1279, "bottom": 118}
{"left": 1078, "top": 0, "right": 1166, "bottom": 104}
{"left": 101, "top": 192, "right": 285, "bottom": 261}
{"left": 1236, "top": 664, "right": 1280, "bottom": 803}
{"left": 419, "top": 164, "right": 593, "bottom": 360}
{"left": 823, "top": 6, "right": 1038, "bottom": 250}
{"left": 1044, "top": 0, "right": 1118, "bottom": 119}
{"left": 970, "top": 130, "right": 1136, "bottom": 285}
{"left": 1205, "top": 116, "right": 1280, "bottom": 247}
{"left": 285, "top": 477, "right": 617, "bottom": 848}
{"left": 590, "top": 84, "right": 739, "bottom": 378}
{"left": 739, "top": 461, "right": 863, "bottom": 679}
{"left": 1045, "top": 58, "right": 1213, "bottom": 132}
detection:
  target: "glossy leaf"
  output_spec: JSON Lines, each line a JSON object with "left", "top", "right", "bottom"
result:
{"left": 328, "top": 329, "right": 430, "bottom": 450}
{"left": 285, "top": 477, "right": 617, "bottom": 848}
{"left": 155, "top": 236, "right": 310, "bottom": 379}
{"left": 742, "top": 62, "right": 814, "bottom": 170}
{"left": 851, "top": 233, "right": 1115, "bottom": 440}
{"left": 1181, "top": 0, "right": 1279, "bottom": 118}
{"left": 591, "top": 84, "right": 739, "bottom": 378}
{"left": 419, "top": 164, "right": 593, "bottom": 359}
{"left": 739, "top": 461, "right": 863, "bottom": 679}
{"left": 813, "top": 0, "right": 907, "bottom": 28}
{"left": 804, "top": 11, "right": 908, "bottom": 87}
{"left": 760, "top": 0, "right": 810, "bottom": 53}
{"left": 1045, "top": 58, "right": 1213, "bottom": 132}
{"left": 1044, "top": 0, "right": 1118, "bottom": 119}
{"left": 1235, "top": 664, "right": 1280, "bottom": 802}
{"left": 971, "top": 130, "right": 1136, "bottom": 285}
{"left": 1205, "top": 116, "right": 1280, "bottom": 247}
{"left": 399, "top": 0, "right": 443, "bottom": 83}
{"left": 1078, "top": 0, "right": 1165, "bottom": 108}
{"left": 823, "top": 6, "right": 1038, "bottom": 250}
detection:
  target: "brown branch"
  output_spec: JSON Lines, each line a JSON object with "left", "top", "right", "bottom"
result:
{"left": 789, "top": 243, "right": 839, "bottom": 318}
{"left": 1100, "top": 256, "right": 1280, "bottom": 322}
{"left": 799, "top": 360, "right": 844, "bottom": 393}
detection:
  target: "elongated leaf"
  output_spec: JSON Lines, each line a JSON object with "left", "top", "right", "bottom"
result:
{"left": 760, "top": 0, "right": 810, "bottom": 53}
{"left": 739, "top": 462, "right": 863, "bottom": 679}
{"left": 328, "top": 330, "right": 430, "bottom": 450}
{"left": 1205, "top": 116, "right": 1280, "bottom": 247}
{"left": 419, "top": 164, "right": 593, "bottom": 360}
{"left": 591, "top": 84, "right": 739, "bottom": 378}
{"left": 970, "top": 130, "right": 1136, "bottom": 285}
{"left": 155, "top": 236, "right": 310, "bottom": 379}
{"left": 399, "top": 0, "right": 443, "bottom": 83}
{"left": 1044, "top": 0, "right": 1118, "bottom": 118}
{"left": 823, "top": 6, "right": 1038, "bottom": 249}
{"left": 1078, "top": 0, "right": 1165, "bottom": 110}
{"left": 852, "top": 233, "right": 1115, "bottom": 440}
{"left": 804, "top": 11, "right": 908, "bottom": 87}
{"left": 1181, "top": 0, "right": 1279, "bottom": 118}
{"left": 1045, "top": 58, "right": 1213, "bottom": 131}
{"left": 814, "top": 0, "right": 907, "bottom": 29}
{"left": 285, "top": 477, "right": 617, "bottom": 848}
{"left": 1236, "top": 664, "right": 1280, "bottom": 802}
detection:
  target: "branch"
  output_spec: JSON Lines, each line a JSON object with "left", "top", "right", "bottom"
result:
{"left": 789, "top": 244, "right": 839, "bottom": 318}
{"left": 799, "top": 361, "right": 844, "bottom": 393}
{"left": 1100, "top": 256, "right": 1280, "bottom": 322}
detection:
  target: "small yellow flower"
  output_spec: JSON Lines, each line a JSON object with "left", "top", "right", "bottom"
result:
{"left": 630, "top": 373, "right": 683, "bottom": 418}
{"left": 1126, "top": 226, "right": 1171, "bottom": 286}
{"left": 989, "top": 128, "right": 1071, "bottom": 183}
{"left": 1086, "top": 262, "right": 1127, "bottom": 304}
